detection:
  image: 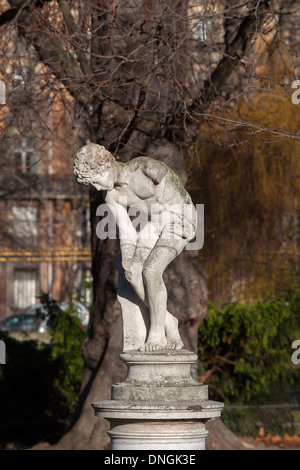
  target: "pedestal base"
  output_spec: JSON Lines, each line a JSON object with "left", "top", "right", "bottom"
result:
{"left": 112, "top": 350, "right": 208, "bottom": 402}
{"left": 92, "top": 400, "right": 223, "bottom": 450}
{"left": 92, "top": 349, "right": 223, "bottom": 450}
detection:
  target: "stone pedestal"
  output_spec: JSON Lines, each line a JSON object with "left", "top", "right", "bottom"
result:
{"left": 92, "top": 349, "right": 223, "bottom": 450}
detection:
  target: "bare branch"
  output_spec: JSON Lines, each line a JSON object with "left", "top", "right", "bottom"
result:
{"left": 16, "top": 5, "right": 98, "bottom": 110}
{"left": 193, "top": 1, "right": 271, "bottom": 106}
{"left": 0, "top": 6, "right": 18, "bottom": 26}
{"left": 58, "top": 0, "right": 92, "bottom": 77}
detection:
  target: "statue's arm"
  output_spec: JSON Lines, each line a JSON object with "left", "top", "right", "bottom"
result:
{"left": 105, "top": 193, "right": 137, "bottom": 261}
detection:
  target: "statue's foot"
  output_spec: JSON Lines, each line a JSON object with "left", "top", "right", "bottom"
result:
{"left": 166, "top": 340, "right": 184, "bottom": 350}
{"left": 139, "top": 335, "right": 167, "bottom": 352}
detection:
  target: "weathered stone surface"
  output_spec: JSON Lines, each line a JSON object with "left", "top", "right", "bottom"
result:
{"left": 111, "top": 349, "right": 208, "bottom": 402}
{"left": 92, "top": 400, "right": 223, "bottom": 450}
{"left": 91, "top": 348, "right": 223, "bottom": 450}
{"left": 111, "top": 383, "right": 208, "bottom": 402}
{"left": 74, "top": 143, "right": 197, "bottom": 352}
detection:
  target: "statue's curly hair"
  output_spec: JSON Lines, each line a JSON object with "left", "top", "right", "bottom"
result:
{"left": 74, "top": 143, "right": 115, "bottom": 185}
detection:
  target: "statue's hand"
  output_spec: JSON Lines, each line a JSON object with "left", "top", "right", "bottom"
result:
{"left": 122, "top": 258, "right": 146, "bottom": 303}
{"left": 122, "top": 258, "right": 134, "bottom": 282}
{"left": 122, "top": 258, "right": 144, "bottom": 284}
{"left": 122, "top": 257, "right": 133, "bottom": 270}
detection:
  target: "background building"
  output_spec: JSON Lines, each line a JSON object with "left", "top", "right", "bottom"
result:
{"left": 0, "top": 25, "right": 91, "bottom": 317}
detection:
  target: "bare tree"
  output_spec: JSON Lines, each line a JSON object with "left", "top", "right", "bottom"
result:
{"left": 0, "top": 0, "right": 298, "bottom": 449}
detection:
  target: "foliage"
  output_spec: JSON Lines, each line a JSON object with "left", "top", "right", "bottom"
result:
{"left": 76, "top": 275, "right": 93, "bottom": 311}
{"left": 0, "top": 294, "right": 86, "bottom": 448}
{"left": 198, "top": 286, "right": 300, "bottom": 404}
{"left": 40, "top": 293, "right": 86, "bottom": 416}
{"left": 0, "top": 332, "right": 65, "bottom": 448}
{"left": 0, "top": 332, "right": 58, "bottom": 421}
{"left": 221, "top": 405, "right": 298, "bottom": 438}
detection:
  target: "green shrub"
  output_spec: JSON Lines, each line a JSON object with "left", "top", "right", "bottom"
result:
{"left": 0, "top": 294, "right": 87, "bottom": 448}
{"left": 198, "top": 286, "right": 300, "bottom": 404}
{"left": 221, "top": 405, "right": 297, "bottom": 437}
{"left": 40, "top": 293, "right": 86, "bottom": 416}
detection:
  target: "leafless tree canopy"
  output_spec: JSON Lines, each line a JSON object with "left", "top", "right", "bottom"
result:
{"left": 1, "top": 0, "right": 299, "bottom": 450}
{"left": 1, "top": 0, "right": 298, "bottom": 159}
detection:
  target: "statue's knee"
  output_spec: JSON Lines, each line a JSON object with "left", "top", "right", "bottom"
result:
{"left": 142, "top": 266, "right": 162, "bottom": 287}
{"left": 132, "top": 263, "right": 143, "bottom": 277}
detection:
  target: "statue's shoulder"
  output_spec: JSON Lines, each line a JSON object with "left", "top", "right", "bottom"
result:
{"left": 124, "top": 157, "right": 169, "bottom": 177}
{"left": 126, "top": 156, "right": 168, "bottom": 168}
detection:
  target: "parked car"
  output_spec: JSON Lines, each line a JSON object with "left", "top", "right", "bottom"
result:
{"left": 0, "top": 301, "right": 90, "bottom": 334}
{"left": 0, "top": 304, "right": 47, "bottom": 333}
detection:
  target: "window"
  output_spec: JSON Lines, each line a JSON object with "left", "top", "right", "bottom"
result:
{"left": 194, "top": 18, "right": 212, "bottom": 42}
{"left": 0, "top": 80, "right": 6, "bottom": 105}
{"left": 13, "top": 269, "right": 38, "bottom": 310}
{"left": 13, "top": 138, "right": 37, "bottom": 174}
{"left": 12, "top": 206, "right": 38, "bottom": 246}
{"left": 12, "top": 67, "right": 30, "bottom": 88}
{"left": 76, "top": 207, "right": 91, "bottom": 246}
{"left": 11, "top": 67, "right": 35, "bottom": 104}
{"left": 80, "top": 271, "right": 92, "bottom": 307}
{"left": 12, "top": 71, "right": 26, "bottom": 87}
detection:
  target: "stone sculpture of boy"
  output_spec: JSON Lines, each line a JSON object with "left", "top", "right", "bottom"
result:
{"left": 74, "top": 143, "right": 197, "bottom": 352}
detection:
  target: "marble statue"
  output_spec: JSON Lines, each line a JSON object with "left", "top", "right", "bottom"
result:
{"left": 74, "top": 143, "right": 197, "bottom": 352}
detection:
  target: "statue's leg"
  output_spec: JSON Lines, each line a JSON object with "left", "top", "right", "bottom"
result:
{"left": 123, "top": 222, "right": 159, "bottom": 303}
{"left": 116, "top": 255, "right": 149, "bottom": 351}
{"left": 125, "top": 246, "right": 182, "bottom": 348}
{"left": 165, "top": 312, "right": 184, "bottom": 350}
{"left": 126, "top": 259, "right": 182, "bottom": 348}
{"left": 123, "top": 222, "right": 187, "bottom": 351}
{"left": 140, "top": 237, "right": 187, "bottom": 351}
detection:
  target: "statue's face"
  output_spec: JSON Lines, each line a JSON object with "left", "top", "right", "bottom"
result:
{"left": 89, "top": 166, "right": 115, "bottom": 191}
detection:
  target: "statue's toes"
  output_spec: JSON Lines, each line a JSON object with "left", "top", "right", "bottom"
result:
{"left": 140, "top": 342, "right": 164, "bottom": 352}
{"left": 166, "top": 341, "right": 183, "bottom": 350}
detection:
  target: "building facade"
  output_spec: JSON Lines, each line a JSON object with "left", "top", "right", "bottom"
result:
{"left": 0, "top": 23, "right": 91, "bottom": 318}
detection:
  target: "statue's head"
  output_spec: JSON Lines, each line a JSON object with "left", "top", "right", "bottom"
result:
{"left": 74, "top": 143, "right": 115, "bottom": 191}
